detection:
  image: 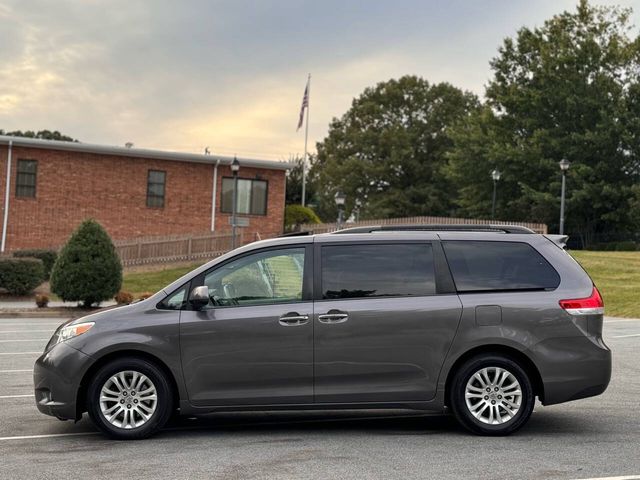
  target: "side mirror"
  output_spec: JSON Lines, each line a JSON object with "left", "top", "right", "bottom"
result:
{"left": 188, "top": 286, "right": 210, "bottom": 310}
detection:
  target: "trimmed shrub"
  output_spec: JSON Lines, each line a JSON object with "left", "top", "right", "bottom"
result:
{"left": 284, "top": 204, "right": 321, "bottom": 231}
{"left": 115, "top": 291, "right": 134, "bottom": 305}
{"left": 35, "top": 294, "right": 49, "bottom": 308}
{"left": 13, "top": 249, "right": 58, "bottom": 280}
{"left": 137, "top": 291, "right": 153, "bottom": 300}
{"left": 0, "top": 257, "right": 45, "bottom": 295}
{"left": 50, "top": 219, "right": 122, "bottom": 308}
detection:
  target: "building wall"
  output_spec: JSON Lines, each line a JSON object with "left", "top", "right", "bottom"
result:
{"left": 0, "top": 145, "right": 286, "bottom": 251}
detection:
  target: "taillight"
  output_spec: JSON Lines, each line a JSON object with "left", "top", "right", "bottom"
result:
{"left": 559, "top": 286, "right": 604, "bottom": 315}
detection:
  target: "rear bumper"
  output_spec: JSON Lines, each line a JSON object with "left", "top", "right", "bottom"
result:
{"left": 532, "top": 335, "right": 611, "bottom": 405}
{"left": 33, "top": 343, "right": 92, "bottom": 420}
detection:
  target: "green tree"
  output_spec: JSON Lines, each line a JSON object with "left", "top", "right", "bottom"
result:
{"left": 0, "top": 129, "right": 77, "bottom": 142}
{"left": 284, "top": 204, "right": 321, "bottom": 232}
{"left": 312, "top": 76, "right": 479, "bottom": 222}
{"left": 447, "top": 1, "right": 640, "bottom": 244}
{"left": 285, "top": 155, "right": 318, "bottom": 206}
{"left": 50, "top": 219, "right": 122, "bottom": 307}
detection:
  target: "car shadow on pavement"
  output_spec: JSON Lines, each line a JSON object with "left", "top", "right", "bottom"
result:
{"left": 144, "top": 408, "right": 607, "bottom": 440}
{"left": 57, "top": 408, "right": 607, "bottom": 441}
{"left": 158, "top": 410, "right": 462, "bottom": 438}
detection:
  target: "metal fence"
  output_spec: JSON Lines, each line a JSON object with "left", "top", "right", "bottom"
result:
{"left": 114, "top": 231, "right": 243, "bottom": 266}
{"left": 299, "top": 215, "right": 548, "bottom": 234}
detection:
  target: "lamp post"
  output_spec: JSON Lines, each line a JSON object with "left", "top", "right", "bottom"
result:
{"left": 491, "top": 169, "right": 501, "bottom": 220}
{"left": 230, "top": 156, "right": 240, "bottom": 249}
{"left": 334, "top": 191, "right": 346, "bottom": 230}
{"left": 559, "top": 158, "right": 570, "bottom": 235}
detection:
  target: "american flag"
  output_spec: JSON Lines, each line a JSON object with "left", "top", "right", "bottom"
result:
{"left": 297, "top": 79, "right": 309, "bottom": 131}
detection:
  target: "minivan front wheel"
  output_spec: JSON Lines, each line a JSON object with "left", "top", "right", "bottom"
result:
{"left": 450, "top": 354, "right": 534, "bottom": 435}
{"left": 87, "top": 357, "right": 173, "bottom": 439}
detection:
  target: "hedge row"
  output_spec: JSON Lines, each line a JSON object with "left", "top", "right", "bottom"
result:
{"left": 13, "top": 249, "right": 57, "bottom": 279}
{"left": 0, "top": 257, "right": 45, "bottom": 295}
{"left": 589, "top": 241, "right": 639, "bottom": 251}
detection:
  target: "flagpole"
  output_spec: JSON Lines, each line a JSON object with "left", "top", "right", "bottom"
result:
{"left": 302, "top": 73, "right": 310, "bottom": 207}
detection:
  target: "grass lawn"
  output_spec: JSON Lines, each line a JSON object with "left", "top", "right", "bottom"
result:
{"left": 569, "top": 251, "right": 640, "bottom": 318}
{"left": 120, "top": 251, "right": 639, "bottom": 318}
{"left": 122, "top": 264, "right": 201, "bottom": 297}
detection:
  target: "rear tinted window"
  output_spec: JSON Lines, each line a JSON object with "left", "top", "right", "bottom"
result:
{"left": 442, "top": 241, "right": 560, "bottom": 292}
{"left": 321, "top": 244, "right": 435, "bottom": 300}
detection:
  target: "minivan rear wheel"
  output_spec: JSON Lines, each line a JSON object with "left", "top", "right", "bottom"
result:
{"left": 86, "top": 357, "right": 173, "bottom": 439}
{"left": 450, "top": 354, "right": 534, "bottom": 435}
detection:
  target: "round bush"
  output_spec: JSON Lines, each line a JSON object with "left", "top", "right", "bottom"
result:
{"left": 114, "top": 291, "right": 134, "bottom": 305}
{"left": 35, "top": 294, "right": 50, "bottom": 308}
{"left": 13, "top": 249, "right": 58, "bottom": 280}
{"left": 284, "top": 204, "right": 321, "bottom": 231}
{"left": 0, "top": 258, "right": 45, "bottom": 295}
{"left": 50, "top": 219, "right": 122, "bottom": 307}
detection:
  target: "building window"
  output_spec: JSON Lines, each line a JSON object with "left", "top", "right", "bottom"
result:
{"left": 221, "top": 177, "right": 268, "bottom": 215}
{"left": 147, "top": 170, "right": 166, "bottom": 208}
{"left": 16, "top": 159, "right": 37, "bottom": 198}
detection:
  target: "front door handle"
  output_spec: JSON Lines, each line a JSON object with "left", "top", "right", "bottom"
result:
{"left": 279, "top": 313, "right": 309, "bottom": 326}
{"left": 318, "top": 311, "right": 349, "bottom": 324}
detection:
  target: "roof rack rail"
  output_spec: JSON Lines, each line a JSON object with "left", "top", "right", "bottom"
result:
{"left": 278, "top": 230, "right": 312, "bottom": 237}
{"left": 332, "top": 224, "right": 535, "bottom": 234}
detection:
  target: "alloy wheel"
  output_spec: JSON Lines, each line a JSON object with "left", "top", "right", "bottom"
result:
{"left": 99, "top": 370, "right": 158, "bottom": 429}
{"left": 464, "top": 366, "right": 522, "bottom": 425}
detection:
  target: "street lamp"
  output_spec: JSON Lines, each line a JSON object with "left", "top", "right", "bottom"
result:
{"left": 334, "top": 191, "right": 346, "bottom": 230}
{"left": 559, "top": 158, "right": 570, "bottom": 235}
{"left": 490, "top": 169, "right": 501, "bottom": 220}
{"left": 231, "top": 156, "right": 240, "bottom": 249}
{"left": 354, "top": 198, "right": 362, "bottom": 222}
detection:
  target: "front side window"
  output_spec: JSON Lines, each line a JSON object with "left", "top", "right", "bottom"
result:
{"left": 202, "top": 247, "right": 305, "bottom": 307}
{"left": 221, "top": 178, "right": 267, "bottom": 215}
{"left": 321, "top": 243, "right": 436, "bottom": 300}
{"left": 442, "top": 241, "right": 560, "bottom": 292}
{"left": 16, "top": 159, "right": 37, "bottom": 198}
{"left": 147, "top": 170, "right": 166, "bottom": 208}
{"left": 157, "top": 285, "right": 188, "bottom": 310}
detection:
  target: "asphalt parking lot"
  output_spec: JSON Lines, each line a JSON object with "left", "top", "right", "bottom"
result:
{"left": 0, "top": 316, "right": 638, "bottom": 480}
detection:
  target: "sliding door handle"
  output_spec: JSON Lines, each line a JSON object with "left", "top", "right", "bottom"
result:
{"left": 279, "top": 313, "right": 309, "bottom": 326}
{"left": 318, "top": 311, "right": 349, "bottom": 324}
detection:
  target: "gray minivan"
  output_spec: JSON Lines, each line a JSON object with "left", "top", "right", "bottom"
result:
{"left": 34, "top": 225, "right": 611, "bottom": 439}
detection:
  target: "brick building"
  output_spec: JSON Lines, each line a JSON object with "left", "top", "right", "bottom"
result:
{"left": 0, "top": 135, "right": 290, "bottom": 252}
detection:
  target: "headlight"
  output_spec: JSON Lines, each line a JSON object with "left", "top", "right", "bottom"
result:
{"left": 48, "top": 322, "right": 94, "bottom": 349}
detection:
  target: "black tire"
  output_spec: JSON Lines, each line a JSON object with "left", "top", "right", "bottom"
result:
{"left": 86, "top": 357, "right": 173, "bottom": 440}
{"left": 449, "top": 354, "right": 534, "bottom": 436}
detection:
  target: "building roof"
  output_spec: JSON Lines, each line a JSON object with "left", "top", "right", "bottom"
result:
{"left": 0, "top": 135, "right": 291, "bottom": 171}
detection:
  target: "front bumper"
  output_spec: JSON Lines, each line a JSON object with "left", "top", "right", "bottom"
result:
{"left": 33, "top": 342, "right": 93, "bottom": 420}
{"left": 533, "top": 335, "right": 611, "bottom": 405}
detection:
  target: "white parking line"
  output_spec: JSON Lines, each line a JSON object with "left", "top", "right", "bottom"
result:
{"left": 612, "top": 334, "right": 640, "bottom": 338}
{"left": 0, "top": 432, "right": 99, "bottom": 442}
{"left": 0, "top": 330, "right": 55, "bottom": 333}
{"left": 0, "top": 369, "right": 32, "bottom": 373}
{"left": 0, "top": 394, "right": 34, "bottom": 399}
{"left": 0, "top": 325, "right": 60, "bottom": 329}
{"left": 571, "top": 476, "right": 640, "bottom": 480}
{"left": 0, "top": 350, "right": 41, "bottom": 356}
{"left": 0, "top": 339, "right": 49, "bottom": 343}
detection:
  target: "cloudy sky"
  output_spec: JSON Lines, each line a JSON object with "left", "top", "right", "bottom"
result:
{"left": 0, "top": 0, "right": 637, "bottom": 161}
